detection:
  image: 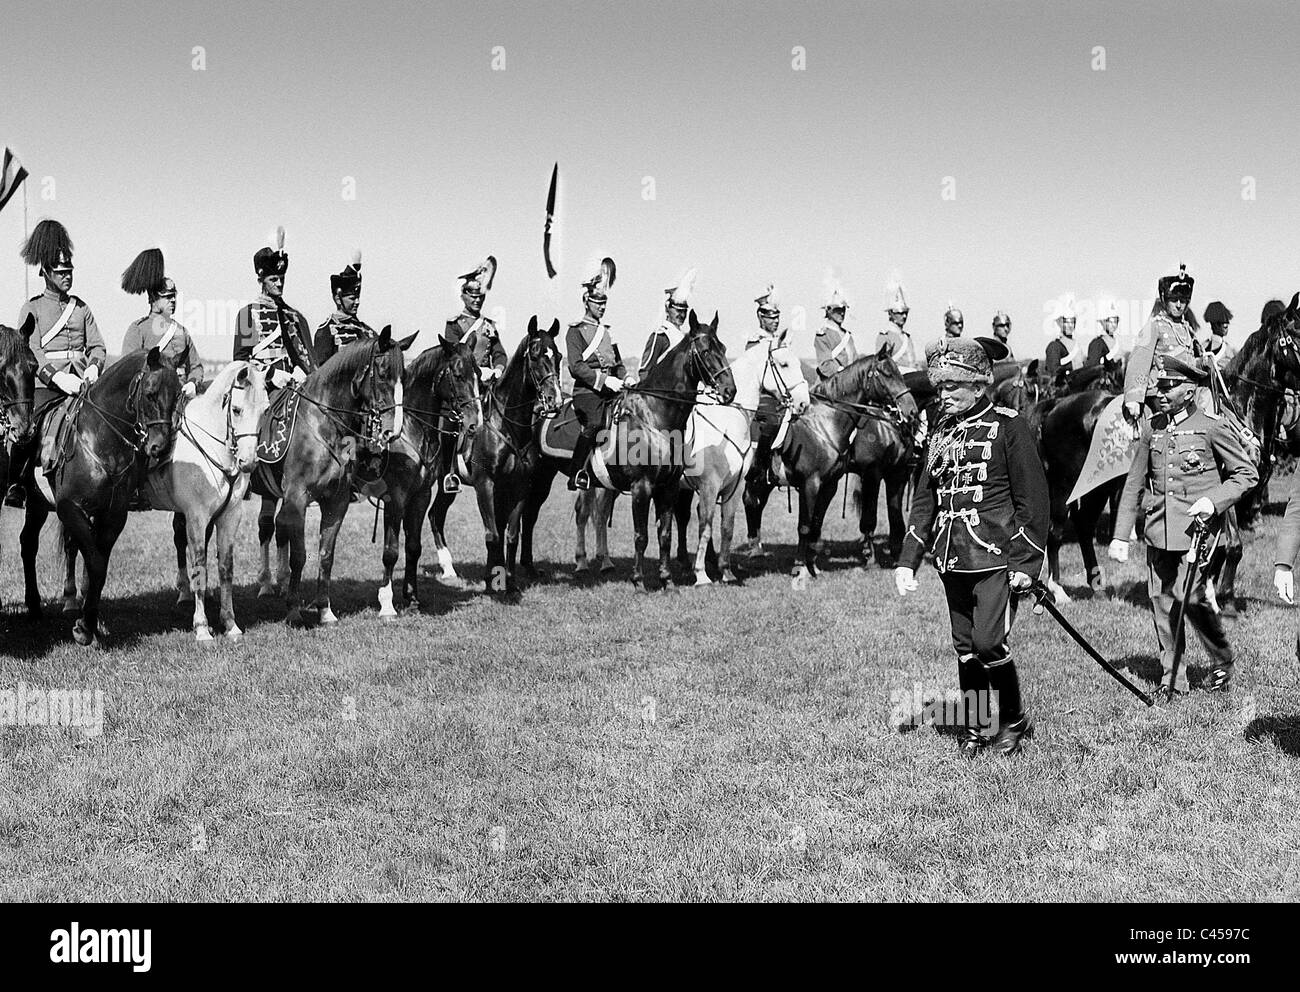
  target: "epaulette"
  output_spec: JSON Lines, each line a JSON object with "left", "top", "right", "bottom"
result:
{"left": 995, "top": 406, "right": 1018, "bottom": 418}
{"left": 29, "top": 294, "right": 41, "bottom": 302}
{"left": 1203, "top": 410, "right": 1222, "bottom": 420}
{"left": 816, "top": 325, "right": 829, "bottom": 335}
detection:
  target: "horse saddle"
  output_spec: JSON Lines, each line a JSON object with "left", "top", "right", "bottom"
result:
{"left": 539, "top": 400, "right": 583, "bottom": 459}
{"left": 256, "top": 387, "right": 302, "bottom": 465}
{"left": 36, "top": 395, "right": 81, "bottom": 473}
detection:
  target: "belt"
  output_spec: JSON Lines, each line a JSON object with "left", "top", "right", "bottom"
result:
{"left": 44, "top": 350, "right": 85, "bottom": 361}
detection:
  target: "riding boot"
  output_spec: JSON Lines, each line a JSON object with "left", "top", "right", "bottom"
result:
{"left": 4, "top": 483, "right": 25, "bottom": 508}
{"left": 957, "top": 655, "right": 990, "bottom": 759}
{"left": 986, "top": 659, "right": 1032, "bottom": 756}
{"left": 568, "top": 433, "right": 595, "bottom": 491}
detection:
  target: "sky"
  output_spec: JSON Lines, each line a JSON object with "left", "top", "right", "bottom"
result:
{"left": 3, "top": 0, "right": 1298, "bottom": 365}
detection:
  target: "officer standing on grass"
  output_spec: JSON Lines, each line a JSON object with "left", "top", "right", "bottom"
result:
{"left": 895, "top": 336, "right": 1050, "bottom": 759}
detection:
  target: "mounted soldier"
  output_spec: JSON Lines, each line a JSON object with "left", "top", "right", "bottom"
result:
{"left": 1109, "top": 355, "right": 1256, "bottom": 696}
{"left": 738, "top": 282, "right": 786, "bottom": 504}
{"left": 120, "top": 247, "right": 204, "bottom": 397}
{"left": 935, "top": 305, "right": 964, "bottom": 350}
{"left": 876, "top": 278, "right": 918, "bottom": 372}
{"left": 990, "top": 311, "right": 1014, "bottom": 359}
{"left": 5, "top": 219, "right": 107, "bottom": 508}
{"left": 232, "top": 227, "right": 316, "bottom": 390}
{"left": 1086, "top": 299, "right": 1121, "bottom": 366}
{"left": 636, "top": 268, "right": 695, "bottom": 378}
{"left": 313, "top": 251, "right": 374, "bottom": 365}
{"left": 815, "top": 285, "right": 857, "bottom": 381}
{"left": 566, "top": 257, "right": 625, "bottom": 491}
{"left": 1044, "top": 295, "right": 1084, "bottom": 381}
{"left": 1122, "top": 264, "right": 1200, "bottom": 424}
{"left": 443, "top": 256, "right": 507, "bottom": 384}
{"left": 895, "top": 335, "right": 1049, "bottom": 759}
{"left": 1203, "top": 300, "right": 1237, "bottom": 365}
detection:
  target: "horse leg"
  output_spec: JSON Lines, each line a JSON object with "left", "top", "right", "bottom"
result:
{"left": 674, "top": 487, "right": 694, "bottom": 569}
{"left": 174, "top": 512, "right": 193, "bottom": 605}
{"left": 427, "top": 488, "right": 462, "bottom": 586}
{"left": 276, "top": 493, "right": 307, "bottom": 625}
{"left": 20, "top": 501, "right": 48, "bottom": 619}
{"left": 740, "top": 473, "right": 773, "bottom": 555}
{"left": 61, "top": 526, "right": 80, "bottom": 615}
{"left": 213, "top": 502, "right": 245, "bottom": 640}
{"left": 1045, "top": 487, "right": 1070, "bottom": 606}
{"left": 1076, "top": 491, "right": 1106, "bottom": 595}
{"left": 402, "top": 486, "right": 432, "bottom": 611}
{"left": 796, "top": 476, "right": 829, "bottom": 578}
{"left": 68, "top": 504, "right": 123, "bottom": 647}
{"left": 596, "top": 491, "right": 616, "bottom": 573}
{"left": 186, "top": 508, "right": 213, "bottom": 642}
{"left": 630, "top": 481, "right": 652, "bottom": 589}
{"left": 573, "top": 490, "right": 591, "bottom": 573}
{"left": 504, "top": 491, "right": 526, "bottom": 593}
{"left": 313, "top": 493, "right": 349, "bottom": 626}
{"left": 718, "top": 482, "right": 744, "bottom": 584}
{"left": 257, "top": 497, "right": 278, "bottom": 597}
{"left": 654, "top": 485, "right": 675, "bottom": 586}
{"left": 858, "top": 469, "right": 881, "bottom": 563}
{"left": 520, "top": 469, "right": 554, "bottom": 578}
{"left": 378, "top": 494, "right": 402, "bottom": 619}
{"left": 478, "top": 478, "right": 506, "bottom": 594}
{"left": 692, "top": 483, "right": 714, "bottom": 586}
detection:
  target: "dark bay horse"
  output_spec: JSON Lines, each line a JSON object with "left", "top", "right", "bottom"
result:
{"left": 744, "top": 344, "right": 917, "bottom": 579}
{"left": 0, "top": 317, "right": 38, "bottom": 612}
{"left": 1223, "top": 293, "right": 1300, "bottom": 527}
{"left": 369, "top": 336, "right": 480, "bottom": 616}
{"left": 20, "top": 348, "right": 180, "bottom": 645}
{"left": 251, "top": 327, "right": 409, "bottom": 626}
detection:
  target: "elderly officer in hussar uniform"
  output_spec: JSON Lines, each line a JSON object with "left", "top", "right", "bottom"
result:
{"left": 815, "top": 286, "right": 857, "bottom": 381}
{"left": 444, "top": 256, "right": 507, "bottom": 384}
{"left": 1044, "top": 295, "right": 1085, "bottom": 381}
{"left": 232, "top": 227, "right": 316, "bottom": 389}
{"left": 876, "top": 278, "right": 918, "bottom": 372}
{"left": 1202, "top": 301, "right": 1236, "bottom": 365}
{"left": 120, "top": 248, "right": 204, "bottom": 395}
{"left": 1086, "top": 300, "right": 1121, "bottom": 366}
{"left": 990, "top": 311, "right": 1014, "bottom": 359}
{"left": 567, "top": 257, "right": 626, "bottom": 491}
{"left": 895, "top": 336, "right": 1049, "bottom": 758}
{"left": 1109, "top": 354, "right": 1257, "bottom": 696}
{"left": 636, "top": 268, "right": 696, "bottom": 378}
{"left": 1121, "top": 265, "right": 1201, "bottom": 424}
{"left": 6, "top": 219, "right": 107, "bottom": 507}
{"left": 313, "top": 251, "right": 374, "bottom": 365}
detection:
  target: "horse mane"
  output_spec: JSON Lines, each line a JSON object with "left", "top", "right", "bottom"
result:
{"left": 0, "top": 323, "right": 36, "bottom": 369}
{"left": 815, "top": 354, "right": 889, "bottom": 403}
{"left": 190, "top": 360, "right": 249, "bottom": 415}
{"left": 405, "top": 342, "right": 446, "bottom": 384}
{"left": 319, "top": 335, "right": 393, "bottom": 380}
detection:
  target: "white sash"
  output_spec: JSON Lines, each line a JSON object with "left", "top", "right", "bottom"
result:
{"left": 651, "top": 322, "right": 684, "bottom": 366}
{"left": 581, "top": 323, "right": 608, "bottom": 361}
{"left": 156, "top": 321, "right": 177, "bottom": 351}
{"left": 828, "top": 328, "right": 851, "bottom": 360}
{"left": 39, "top": 299, "right": 79, "bottom": 349}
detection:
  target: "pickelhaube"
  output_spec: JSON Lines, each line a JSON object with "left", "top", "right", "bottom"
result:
{"left": 884, "top": 278, "right": 908, "bottom": 313}
{"left": 824, "top": 287, "right": 848, "bottom": 313}
{"left": 756, "top": 283, "right": 781, "bottom": 317}
{"left": 1053, "top": 295, "right": 1078, "bottom": 324}
{"left": 582, "top": 256, "right": 617, "bottom": 302}
{"left": 254, "top": 226, "right": 289, "bottom": 279}
{"left": 665, "top": 268, "right": 697, "bottom": 311}
{"left": 331, "top": 250, "right": 363, "bottom": 296}
{"left": 1097, "top": 299, "right": 1121, "bottom": 323}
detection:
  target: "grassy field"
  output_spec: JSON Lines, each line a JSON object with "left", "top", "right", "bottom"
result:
{"left": 1, "top": 479, "right": 1298, "bottom": 902}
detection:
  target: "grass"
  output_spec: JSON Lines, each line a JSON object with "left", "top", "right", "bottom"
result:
{"left": 1, "top": 479, "right": 1298, "bottom": 902}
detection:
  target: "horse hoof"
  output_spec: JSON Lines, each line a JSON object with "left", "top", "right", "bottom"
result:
{"left": 437, "top": 573, "right": 465, "bottom": 589}
{"left": 523, "top": 565, "right": 549, "bottom": 582}
{"left": 195, "top": 626, "right": 213, "bottom": 643}
{"left": 319, "top": 607, "right": 339, "bottom": 626}
{"left": 62, "top": 599, "right": 82, "bottom": 616}
{"left": 257, "top": 584, "right": 278, "bottom": 599}
{"left": 694, "top": 575, "right": 713, "bottom": 587}
{"left": 721, "top": 570, "right": 739, "bottom": 584}
{"left": 599, "top": 558, "right": 616, "bottom": 574}
{"left": 72, "top": 620, "right": 93, "bottom": 647}
{"left": 25, "top": 604, "right": 43, "bottom": 622}
{"left": 225, "top": 627, "right": 244, "bottom": 642}
{"left": 285, "top": 609, "right": 304, "bottom": 627}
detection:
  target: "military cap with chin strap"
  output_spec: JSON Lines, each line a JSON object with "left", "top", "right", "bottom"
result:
{"left": 1153, "top": 352, "right": 1208, "bottom": 383}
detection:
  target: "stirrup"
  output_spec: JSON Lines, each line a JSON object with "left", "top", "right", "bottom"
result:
{"left": 442, "top": 473, "right": 461, "bottom": 494}
{"left": 574, "top": 469, "right": 592, "bottom": 491}
{"left": 4, "top": 485, "right": 25, "bottom": 509}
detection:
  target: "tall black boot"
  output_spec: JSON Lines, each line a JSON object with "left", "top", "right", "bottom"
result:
{"left": 985, "top": 659, "right": 1032, "bottom": 756}
{"left": 568, "top": 432, "right": 595, "bottom": 491}
{"left": 957, "top": 655, "right": 990, "bottom": 760}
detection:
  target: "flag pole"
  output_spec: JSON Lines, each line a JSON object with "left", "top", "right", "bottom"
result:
{"left": 22, "top": 178, "right": 29, "bottom": 298}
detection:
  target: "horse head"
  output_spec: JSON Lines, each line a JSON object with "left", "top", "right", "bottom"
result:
{"left": 227, "top": 362, "right": 270, "bottom": 472}
{"left": 766, "top": 328, "right": 811, "bottom": 415}
{"left": 1267, "top": 292, "right": 1300, "bottom": 383}
{"left": 520, "top": 316, "right": 563, "bottom": 417}
{"left": 872, "top": 341, "right": 918, "bottom": 419}
{"left": 435, "top": 334, "right": 482, "bottom": 447}
{"left": 685, "top": 310, "right": 736, "bottom": 404}
{"left": 0, "top": 313, "right": 38, "bottom": 445}
{"left": 134, "top": 346, "right": 183, "bottom": 460}
{"left": 348, "top": 325, "right": 409, "bottom": 451}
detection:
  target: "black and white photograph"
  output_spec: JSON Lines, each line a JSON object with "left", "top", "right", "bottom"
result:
{"left": 0, "top": 0, "right": 1293, "bottom": 949}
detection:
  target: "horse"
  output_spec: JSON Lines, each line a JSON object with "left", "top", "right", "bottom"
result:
{"left": 534, "top": 310, "right": 736, "bottom": 589}
{"left": 670, "top": 330, "right": 810, "bottom": 585}
{"left": 368, "top": 336, "right": 480, "bottom": 616}
{"left": 743, "top": 344, "right": 918, "bottom": 579}
{"left": 1223, "top": 293, "right": 1300, "bottom": 527}
{"left": 250, "top": 327, "right": 409, "bottom": 626}
{"left": 19, "top": 347, "right": 181, "bottom": 645}
{"left": 0, "top": 316, "right": 38, "bottom": 611}
{"left": 136, "top": 361, "right": 271, "bottom": 642}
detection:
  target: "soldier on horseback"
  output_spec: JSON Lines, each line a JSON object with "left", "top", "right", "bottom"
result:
{"left": 1122, "top": 264, "right": 1200, "bottom": 423}
{"left": 443, "top": 256, "right": 507, "bottom": 383}
{"left": 990, "top": 311, "right": 1014, "bottom": 359}
{"left": 1044, "top": 295, "right": 1085, "bottom": 381}
{"left": 815, "top": 286, "right": 857, "bottom": 381}
{"left": 877, "top": 278, "right": 919, "bottom": 372}
{"left": 740, "top": 283, "right": 785, "bottom": 500}
{"left": 6, "top": 219, "right": 106, "bottom": 508}
{"left": 567, "top": 257, "right": 625, "bottom": 491}
{"left": 313, "top": 251, "right": 374, "bottom": 365}
{"left": 1086, "top": 300, "right": 1121, "bottom": 366}
{"left": 636, "top": 268, "right": 695, "bottom": 378}
{"left": 895, "top": 335, "right": 1049, "bottom": 758}
{"left": 232, "top": 227, "right": 316, "bottom": 390}
{"left": 1202, "top": 301, "right": 1237, "bottom": 365}
{"left": 121, "top": 247, "right": 204, "bottom": 396}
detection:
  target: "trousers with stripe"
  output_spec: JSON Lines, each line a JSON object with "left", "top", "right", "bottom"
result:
{"left": 940, "top": 569, "right": 1025, "bottom": 728}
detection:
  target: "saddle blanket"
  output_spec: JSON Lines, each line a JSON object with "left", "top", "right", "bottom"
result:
{"left": 257, "top": 388, "right": 302, "bottom": 465}
{"left": 539, "top": 401, "right": 582, "bottom": 459}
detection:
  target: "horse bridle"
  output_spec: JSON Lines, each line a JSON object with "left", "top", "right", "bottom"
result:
{"left": 815, "top": 359, "right": 913, "bottom": 424}
{"left": 79, "top": 369, "right": 174, "bottom": 453}
{"left": 0, "top": 376, "right": 33, "bottom": 444}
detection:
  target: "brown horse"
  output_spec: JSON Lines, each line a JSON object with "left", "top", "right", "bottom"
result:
{"left": 0, "top": 317, "right": 38, "bottom": 614}
{"left": 19, "top": 348, "right": 180, "bottom": 645}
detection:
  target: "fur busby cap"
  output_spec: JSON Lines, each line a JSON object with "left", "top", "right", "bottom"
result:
{"left": 459, "top": 255, "right": 497, "bottom": 296}
{"left": 665, "top": 268, "right": 697, "bottom": 310}
{"left": 581, "top": 256, "right": 617, "bottom": 301}
{"left": 1158, "top": 263, "right": 1194, "bottom": 300}
{"left": 254, "top": 226, "right": 289, "bottom": 279}
{"left": 121, "top": 247, "right": 171, "bottom": 298}
{"left": 1153, "top": 353, "right": 1208, "bottom": 384}
{"left": 755, "top": 283, "right": 781, "bottom": 317}
{"left": 21, "top": 218, "right": 73, "bottom": 272}
{"left": 1203, "top": 300, "right": 1232, "bottom": 324}
{"left": 926, "top": 336, "right": 995, "bottom": 384}
{"left": 331, "top": 250, "right": 363, "bottom": 296}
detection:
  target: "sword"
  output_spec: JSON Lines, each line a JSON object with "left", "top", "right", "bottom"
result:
{"left": 1027, "top": 578, "right": 1155, "bottom": 707}
{"left": 543, "top": 162, "right": 558, "bottom": 279}
{"left": 1168, "top": 517, "right": 1217, "bottom": 701}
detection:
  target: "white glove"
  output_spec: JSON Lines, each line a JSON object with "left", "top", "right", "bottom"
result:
{"left": 1276, "top": 567, "right": 1294, "bottom": 605}
{"left": 83, "top": 364, "right": 100, "bottom": 384}
{"left": 1108, "top": 539, "right": 1129, "bottom": 563}
{"left": 182, "top": 381, "right": 197, "bottom": 398}
{"left": 479, "top": 366, "right": 502, "bottom": 382}
{"left": 291, "top": 367, "right": 308, "bottom": 384}
{"left": 605, "top": 376, "right": 625, "bottom": 393}
{"left": 894, "top": 566, "right": 918, "bottom": 597}
{"left": 1009, "top": 570, "right": 1032, "bottom": 591}
{"left": 52, "top": 371, "right": 84, "bottom": 394}
{"left": 271, "top": 370, "right": 292, "bottom": 389}
{"left": 1123, "top": 401, "right": 1142, "bottom": 422}
{"left": 1188, "top": 497, "right": 1215, "bottom": 521}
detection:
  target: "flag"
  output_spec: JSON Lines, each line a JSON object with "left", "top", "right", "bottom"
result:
{"left": 1068, "top": 394, "right": 1140, "bottom": 503}
{"left": 0, "top": 147, "right": 28, "bottom": 215}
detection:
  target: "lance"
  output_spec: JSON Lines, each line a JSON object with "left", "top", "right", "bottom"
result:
{"left": 543, "top": 163, "right": 558, "bottom": 279}
{"left": 1027, "top": 578, "right": 1155, "bottom": 707}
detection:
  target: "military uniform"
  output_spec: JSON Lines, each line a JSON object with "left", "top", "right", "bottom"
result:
{"left": 1086, "top": 333, "right": 1114, "bottom": 366}
{"left": 815, "top": 320, "right": 857, "bottom": 380}
{"left": 123, "top": 314, "right": 203, "bottom": 387}
{"left": 444, "top": 312, "right": 507, "bottom": 377}
{"left": 1274, "top": 471, "right": 1300, "bottom": 656}
{"left": 20, "top": 289, "right": 106, "bottom": 407}
{"left": 875, "top": 326, "right": 918, "bottom": 371}
{"left": 315, "top": 311, "right": 375, "bottom": 365}
{"left": 746, "top": 327, "right": 782, "bottom": 446}
{"left": 1044, "top": 335, "right": 1083, "bottom": 379}
{"left": 1114, "top": 373, "right": 1258, "bottom": 693}
{"left": 901, "top": 368, "right": 1049, "bottom": 756}
{"left": 639, "top": 317, "right": 685, "bottom": 375}
{"left": 233, "top": 295, "right": 315, "bottom": 382}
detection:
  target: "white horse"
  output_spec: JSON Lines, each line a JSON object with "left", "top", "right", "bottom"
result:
{"left": 679, "top": 333, "right": 809, "bottom": 584}
{"left": 142, "top": 361, "right": 270, "bottom": 642}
